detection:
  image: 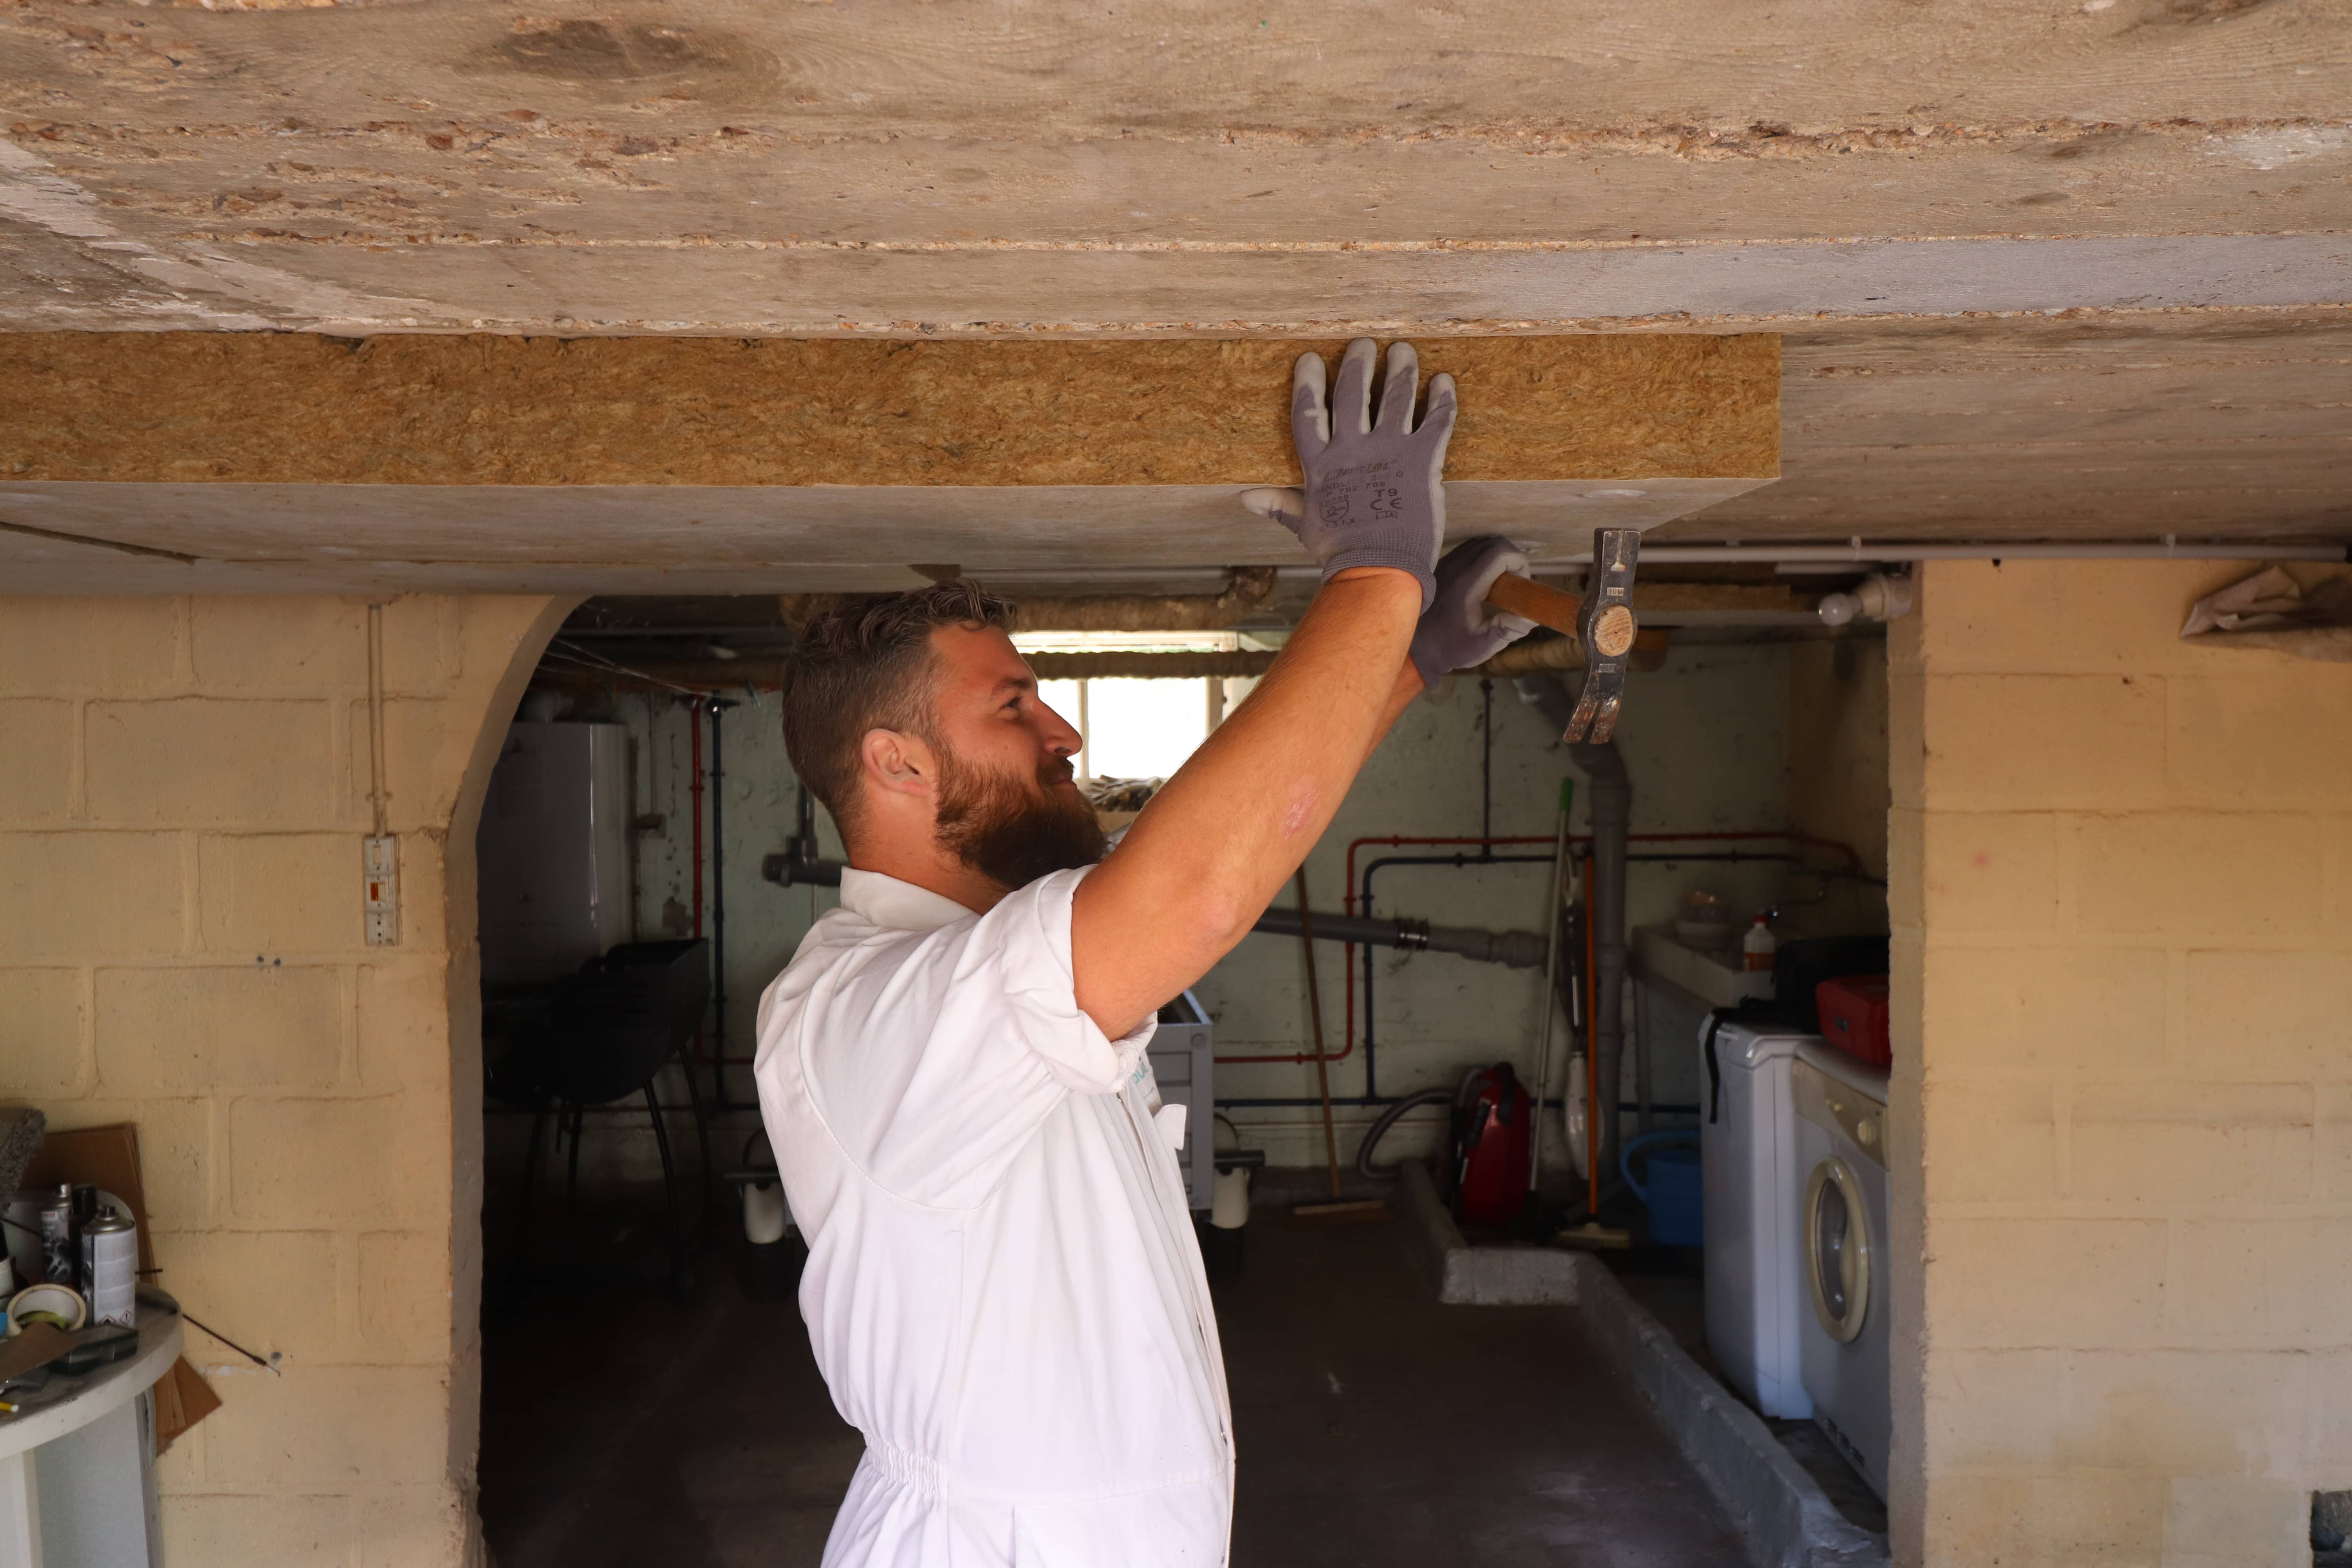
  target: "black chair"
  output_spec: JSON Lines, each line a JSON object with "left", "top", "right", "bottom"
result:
{"left": 502, "top": 939, "right": 713, "bottom": 1298}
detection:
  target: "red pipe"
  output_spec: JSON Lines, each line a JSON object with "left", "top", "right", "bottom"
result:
{"left": 1216, "top": 835, "right": 1555, "bottom": 1065}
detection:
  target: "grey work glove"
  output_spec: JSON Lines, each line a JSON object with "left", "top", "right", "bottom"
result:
{"left": 1238, "top": 338, "right": 1456, "bottom": 610}
{"left": 1410, "top": 535, "right": 1537, "bottom": 690}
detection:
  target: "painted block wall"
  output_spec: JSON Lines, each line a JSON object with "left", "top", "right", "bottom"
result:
{"left": 0, "top": 593, "right": 564, "bottom": 1568}
{"left": 1889, "top": 561, "right": 2352, "bottom": 1568}
{"left": 1789, "top": 637, "right": 1892, "bottom": 936}
{"left": 560, "top": 640, "right": 1813, "bottom": 1177}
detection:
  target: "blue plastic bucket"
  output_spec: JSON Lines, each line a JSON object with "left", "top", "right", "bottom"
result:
{"left": 1620, "top": 1130, "right": 1704, "bottom": 1247}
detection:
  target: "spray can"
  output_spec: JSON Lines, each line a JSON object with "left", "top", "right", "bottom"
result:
{"left": 80, "top": 1214, "right": 137, "bottom": 1328}
{"left": 39, "top": 1183, "right": 75, "bottom": 1287}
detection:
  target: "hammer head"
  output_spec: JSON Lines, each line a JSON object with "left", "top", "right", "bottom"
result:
{"left": 1563, "top": 528, "right": 1641, "bottom": 744}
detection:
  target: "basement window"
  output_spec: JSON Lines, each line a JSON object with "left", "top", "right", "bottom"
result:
{"left": 1014, "top": 630, "right": 1246, "bottom": 782}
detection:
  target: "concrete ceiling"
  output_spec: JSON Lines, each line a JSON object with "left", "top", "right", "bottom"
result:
{"left": 2, "top": 0, "right": 2347, "bottom": 581}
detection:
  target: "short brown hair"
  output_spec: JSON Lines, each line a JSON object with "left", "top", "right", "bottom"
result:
{"left": 782, "top": 580, "right": 1014, "bottom": 844}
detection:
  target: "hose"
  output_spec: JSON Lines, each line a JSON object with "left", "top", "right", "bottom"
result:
{"left": 1354, "top": 1088, "right": 1455, "bottom": 1181}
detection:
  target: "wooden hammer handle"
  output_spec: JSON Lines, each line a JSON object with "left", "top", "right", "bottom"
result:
{"left": 1483, "top": 572, "right": 1583, "bottom": 640}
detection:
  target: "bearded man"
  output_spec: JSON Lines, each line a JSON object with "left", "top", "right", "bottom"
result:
{"left": 754, "top": 339, "right": 1535, "bottom": 1568}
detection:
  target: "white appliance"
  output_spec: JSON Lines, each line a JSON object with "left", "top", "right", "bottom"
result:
{"left": 477, "top": 721, "right": 633, "bottom": 985}
{"left": 1150, "top": 990, "right": 1216, "bottom": 1210}
{"left": 1700, "top": 1018, "right": 1817, "bottom": 1420}
{"left": 1794, "top": 1042, "right": 1892, "bottom": 1500}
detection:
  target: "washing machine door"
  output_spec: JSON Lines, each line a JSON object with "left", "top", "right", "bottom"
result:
{"left": 1805, "top": 1156, "right": 1871, "bottom": 1345}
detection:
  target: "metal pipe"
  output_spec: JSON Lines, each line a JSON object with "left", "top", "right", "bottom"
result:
{"left": 688, "top": 697, "right": 706, "bottom": 1095}
{"left": 1531, "top": 540, "right": 2347, "bottom": 566}
{"left": 708, "top": 697, "right": 735, "bottom": 1110}
{"left": 967, "top": 539, "right": 2346, "bottom": 585}
{"left": 1249, "top": 906, "right": 1550, "bottom": 969}
{"left": 366, "top": 603, "right": 389, "bottom": 839}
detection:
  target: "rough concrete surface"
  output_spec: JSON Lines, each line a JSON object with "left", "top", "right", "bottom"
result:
{"left": 0, "top": 0, "right": 2347, "bottom": 336}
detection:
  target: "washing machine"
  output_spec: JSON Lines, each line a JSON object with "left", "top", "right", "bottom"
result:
{"left": 1793, "top": 1042, "right": 1892, "bottom": 1500}
{"left": 1699, "top": 1017, "right": 1817, "bottom": 1421}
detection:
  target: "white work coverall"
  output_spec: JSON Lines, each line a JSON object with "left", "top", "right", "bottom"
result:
{"left": 753, "top": 866, "right": 1234, "bottom": 1568}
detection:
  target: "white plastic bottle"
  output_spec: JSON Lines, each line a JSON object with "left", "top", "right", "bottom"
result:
{"left": 1742, "top": 915, "right": 1777, "bottom": 973}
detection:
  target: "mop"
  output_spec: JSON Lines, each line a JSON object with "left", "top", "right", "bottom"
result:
{"left": 1554, "top": 843, "right": 1630, "bottom": 1251}
{"left": 1518, "top": 779, "right": 1573, "bottom": 1241}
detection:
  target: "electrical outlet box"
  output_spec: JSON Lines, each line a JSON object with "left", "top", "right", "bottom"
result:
{"left": 364, "top": 835, "right": 400, "bottom": 947}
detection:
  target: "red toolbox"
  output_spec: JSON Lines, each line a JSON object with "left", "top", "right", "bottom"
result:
{"left": 1815, "top": 975, "right": 1892, "bottom": 1069}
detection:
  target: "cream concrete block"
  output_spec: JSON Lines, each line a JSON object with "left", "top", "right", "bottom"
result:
{"left": 162, "top": 1492, "right": 356, "bottom": 1568}
{"left": 2170, "top": 670, "right": 2352, "bottom": 809}
{"left": 43, "top": 1097, "right": 214, "bottom": 1228}
{"left": 355, "top": 1487, "right": 467, "bottom": 1568}
{"left": 0, "top": 599, "right": 181, "bottom": 697}
{"left": 359, "top": 1231, "right": 450, "bottom": 1363}
{"left": 2076, "top": 812, "right": 2323, "bottom": 939}
{"left": 0, "top": 967, "right": 86, "bottom": 1097}
{"left": 2183, "top": 950, "right": 2352, "bottom": 1083}
{"left": 350, "top": 698, "right": 480, "bottom": 829}
{"left": 190, "top": 598, "right": 366, "bottom": 693}
{"left": 229, "top": 1096, "right": 441, "bottom": 1227}
{"left": 1926, "top": 1469, "right": 2169, "bottom": 1568}
{"left": 198, "top": 833, "right": 360, "bottom": 953}
{"left": 1919, "top": 812, "right": 2062, "bottom": 932}
{"left": 1923, "top": 673, "right": 2167, "bottom": 807}
{"left": 357, "top": 1486, "right": 471, "bottom": 1568}
{"left": 1924, "top": 1349, "right": 2066, "bottom": 1468}
{"left": 96, "top": 965, "right": 343, "bottom": 1093}
{"left": 1888, "top": 658, "right": 1926, "bottom": 806}
{"left": 153, "top": 1423, "right": 202, "bottom": 1488}
{"left": 2059, "top": 1351, "right": 2309, "bottom": 1475}
{"left": 1921, "top": 1079, "right": 2058, "bottom": 1201}
{"left": 2162, "top": 1476, "right": 2310, "bottom": 1568}
{"left": 2330, "top": 816, "right": 2352, "bottom": 940}
{"left": 357, "top": 960, "right": 452, "bottom": 1095}
{"left": 87, "top": 699, "right": 337, "bottom": 824}
{"left": 1887, "top": 807, "right": 1924, "bottom": 931}
{"left": 0, "top": 699, "right": 73, "bottom": 822}
{"left": 2178, "top": 1218, "right": 2352, "bottom": 1341}
{"left": 201, "top": 1365, "right": 451, "bottom": 1486}
{"left": 382, "top": 830, "right": 448, "bottom": 957}
{"left": 2321, "top": 1083, "right": 2352, "bottom": 1202}
{"left": 2308, "top": 1351, "right": 2352, "bottom": 1474}
{"left": 150, "top": 1229, "right": 344, "bottom": 1356}
{"left": 1915, "top": 559, "right": 2239, "bottom": 677}
{"left": 2069, "top": 1081, "right": 2312, "bottom": 1206}
{"left": 0, "top": 831, "right": 184, "bottom": 958}
{"left": 1922, "top": 946, "right": 2167, "bottom": 1077}
{"left": 381, "top": 597, "right": 463, "bottom": 700}
{"left": 1931, "top": 1218, "right": 2168, "bottom": 1347}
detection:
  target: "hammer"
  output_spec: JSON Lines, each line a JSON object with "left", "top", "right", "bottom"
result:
{"left": 1480, "top": 528, "right": 1642, "bottom": 744}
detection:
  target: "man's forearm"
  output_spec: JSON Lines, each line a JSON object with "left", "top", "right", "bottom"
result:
{"left": 1069, "top": 568, "right": 1423, "bottom": 1035}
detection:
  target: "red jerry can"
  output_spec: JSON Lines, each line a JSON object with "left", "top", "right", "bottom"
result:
{"left": 1451, "top": 1062, "right": 1532, "bottom": 1229}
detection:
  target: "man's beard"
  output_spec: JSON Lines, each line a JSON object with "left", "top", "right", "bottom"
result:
{"left": 933, "top": 746, "right": 1107, "bottom": 890}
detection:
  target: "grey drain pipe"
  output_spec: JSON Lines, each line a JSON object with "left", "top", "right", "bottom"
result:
{"left": 1250, "top": 906, "right": 1548, "bottom": 970}
{"left": 1516, "top": 674, "right": 1632, "bottom": 1192}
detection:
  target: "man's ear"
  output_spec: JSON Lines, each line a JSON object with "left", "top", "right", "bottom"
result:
{"left": 860, "top": 728, "right": 935, "bottom": 801}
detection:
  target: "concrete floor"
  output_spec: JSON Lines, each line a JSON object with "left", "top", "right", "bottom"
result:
{"left": 480, "top": 1206, "right": 1748, "bottom": 1567}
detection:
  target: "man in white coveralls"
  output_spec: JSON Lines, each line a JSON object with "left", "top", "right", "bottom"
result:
{"left": 755, "top": 340, "right": 1537, "bottom": 1568}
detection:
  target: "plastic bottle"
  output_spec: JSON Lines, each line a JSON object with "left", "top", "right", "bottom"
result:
{"left": 1742, "top": 915, "right": 1777, "bottom": 973}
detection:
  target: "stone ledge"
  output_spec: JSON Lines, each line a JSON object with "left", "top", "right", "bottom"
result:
{"left": 1390, "top": 1158, "right": 1581, "bottom": 1307}
{"left": 1389, "top": 1160, "right": 1887, "bottom": 1568}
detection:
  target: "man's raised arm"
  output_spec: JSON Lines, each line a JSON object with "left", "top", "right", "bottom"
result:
{"left": 1069, "top": 339, "right": 1534, "bottom": 1038}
